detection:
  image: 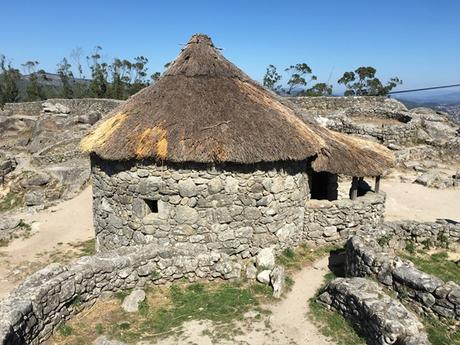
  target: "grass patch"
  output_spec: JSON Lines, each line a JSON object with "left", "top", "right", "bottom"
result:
{"left": 0, "top": 191, "right": 23, "bottom": 212}
{"left": 400, "top": 251, "right": 459, "bottom": 284}
{"left": 277, "top": 244, "right": 339, "bottom": 271}
{"left": 423, "top": 314, "right": 460, "bottom": 345}
{"left": 74, "top": 238, "right": 96, "bottom": 256}
{"left": 58, "top": 324, "right": 73, "bottom": 337}
{"left": 308, "top": 272, "right": 366, "bottom": 345}
{"left": 47, "top": 281, "right": 272, "bottom": 344}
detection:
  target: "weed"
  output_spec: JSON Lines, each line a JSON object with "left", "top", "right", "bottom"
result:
{"left": 401, "top": 251, "right": 459, "bottom": 284}
{"left": 58, "top": 324, "right": 73, "bottom": 337}
{"left": 405, "top": 240, "right": 416, "bottom": 254}
{"left": 377, "top": 234, "right": 392, "bottom": 247}
{"left": 423, "top": 314, "right": 460, "bottom": 345}
{"left": 0, "top": 191, "right": 23, "bottom": 212}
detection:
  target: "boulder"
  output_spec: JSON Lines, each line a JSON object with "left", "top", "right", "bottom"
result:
{"left": 256, "top": 270, "right": 271, "bottom": 284}
{"left": 121, "top": 289, "right": 146, "bottom": 313}
{"left": 256, "top": 247, "right": 275, "bottom": 270}
{"left": 414, "top": 171, "right": 455, "bottom": 189}
{"left": 245, "top": 264, "right": 257, "bottom": 280}
{"left": 24, "top": 190, "right": 44, "bottom": 206}
{"left": 42, "top": 101, "right": 70, "bottom": 114}
{"left": 77, "top": 112, "right": 101, "bottom": 125}
{"left": 270, "top": 266, "right": 285, "bottom": 298}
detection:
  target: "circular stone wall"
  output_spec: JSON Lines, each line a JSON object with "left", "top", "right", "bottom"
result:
{"left": 91, "top": 157, "right": 310, "bottom": 257}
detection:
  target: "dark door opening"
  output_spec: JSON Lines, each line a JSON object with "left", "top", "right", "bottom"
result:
{"left": 309, "top": 171, "right": 338, "bottom": 201}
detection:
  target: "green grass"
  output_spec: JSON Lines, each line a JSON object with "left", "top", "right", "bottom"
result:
{"left": 277, "top": 244, "right": 339, "bottom": 271}
{"left": 401, "top": 251, "right": 459, "bottom": 284}
{"left": 95, "top": 281, "right": 273, "bottom": 343}
{"left": 308, "top": 272, "right": 366, "bottom": 345}
{"left": 309, "top": 298, "right": 365, "bottom": 344}
{"left": 77, "top": 238, "right": 96, "bottom": 256}
{"left": 58, "top": 324, "right": 73, "bottom": 337}
{"left": 0, "top": 191, "right": 23, "bottom": 212}
{"left": 423, "top": 315, "right": 460, "bottom": 345}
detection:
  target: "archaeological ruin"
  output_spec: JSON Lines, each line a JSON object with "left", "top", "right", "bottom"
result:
{"left": 81, "top": 34, "right": 394, "bottom": 254}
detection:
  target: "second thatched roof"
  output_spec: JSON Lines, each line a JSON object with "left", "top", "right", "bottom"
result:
{"left": 81, "top": 34, "right": 393, "bottom": 176}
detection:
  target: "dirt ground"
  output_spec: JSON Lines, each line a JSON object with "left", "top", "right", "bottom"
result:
{"left": 1, "top": 178, "right": 460, "bottom": 344}
{"left": 0, "top": 187, "right": 94, "bottom": 299}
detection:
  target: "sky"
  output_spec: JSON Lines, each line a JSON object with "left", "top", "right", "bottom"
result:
{"left": 1, "top": 0, "right": 460, "bottom": 94}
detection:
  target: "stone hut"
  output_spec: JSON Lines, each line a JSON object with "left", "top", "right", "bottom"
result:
{"left": 81, "top": 34, "right": 394, "bottom": 254}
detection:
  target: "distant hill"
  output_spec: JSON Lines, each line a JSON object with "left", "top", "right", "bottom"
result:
{"left": 17, "top": 72, "right": 90, "bottom": 99}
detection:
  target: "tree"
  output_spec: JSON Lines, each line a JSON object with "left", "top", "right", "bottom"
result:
{"left": 87, "top": 46, "right": 109, "bottom": 98}
{"left": 129, "top": 56, "right": 149, "bottom": 95}
{"left": 70, "top": 47, "right": 88, "bottom": 98}
{"left": 150, "top": 72, "right": 161, "bottom": 83}
{"left": 22, "top": 60, "right": 46, "bottom": 101}
{"left": 304, "top": 82, "right": 333, "bottom": 96}
{"left": 285, "top": 63, "right": 317, "bottom": 95}
{"left": 338, "top": 66, "right": 402, "bottom": 96}
{"left": 0, "top": 55, "right": 20, "bottom": 107}
{"left": 108, "top": 58, "right": 126, "bottom": 99}
{"left": 57, "top": 57, "right": 74, "bottom": 98}
{"left": 263, "top": 64, "right": 282, "bottom": 92}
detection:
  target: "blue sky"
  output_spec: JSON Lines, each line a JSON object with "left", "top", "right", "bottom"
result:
{"left": 2, "top": 0, "right": 460, "bottom": 93}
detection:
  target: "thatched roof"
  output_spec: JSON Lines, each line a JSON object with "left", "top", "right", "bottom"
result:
{"left": 81, "top": 34, "right": 393, "bottom": 176}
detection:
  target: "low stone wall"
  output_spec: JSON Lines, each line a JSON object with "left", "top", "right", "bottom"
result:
{"left": 1, "top": 98, "right": 122, "bottom": 117}
{"left": 0, "top": 244, "right": 241, "bottom": 345}
{"left": 326, "top": 119, "right": 419, "bottom": 146}
{"left": 362, "top": 219, "right": 460, "bottom": 250}
{"left": 346, "top": 234, "right": 460, "bottom": 321}
{"left": 289, "top": 96, "right": 407, "bottom": 114}
{"left": 318, "top": 277, "right": 430, "bottom": 345}
{"left": 303, "top": 192, "right": 385, "bottom": 245}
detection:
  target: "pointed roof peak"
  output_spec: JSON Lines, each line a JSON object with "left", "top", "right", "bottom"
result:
{"left": 164, "top": 34, "right": 247, "bottom": 78}
{"left": 187, "top": 34, "right": 214, "bottom": 46}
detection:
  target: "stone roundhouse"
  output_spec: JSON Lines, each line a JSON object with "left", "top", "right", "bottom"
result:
{"left": 81, "top": 34, "right": 394, "bottom": 254}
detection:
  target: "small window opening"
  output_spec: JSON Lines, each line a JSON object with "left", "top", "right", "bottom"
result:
{"left": 144, "top": 199, "right": 158, "bottom": 214}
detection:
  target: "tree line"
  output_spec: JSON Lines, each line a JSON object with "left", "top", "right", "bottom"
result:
{"left": 0, "top": 47, "right": 402, "bottom": 107}
{"left": 0, "top": 46, "right": 163, "bottom": 107}
{"left": 262, "top": 64, "right": 402, "bottom": 97}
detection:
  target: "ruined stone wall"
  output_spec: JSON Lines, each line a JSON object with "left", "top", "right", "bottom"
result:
{"left": 318, "top": 278, "right": 430, "bottom": 345}
{"left": 1, "top": 98, "right": 122, "bottom": 117}
{"left": 92, "top": 158, "right": 310, "bottom": 256}
{"left": 0, "top": 244, "right": 242, "bottom": 345}
{"left": 346, "top": 233, "right": 460, "bottom": 321}
{"left": 326, "top": 120, "right": 419, "bottom": 145}
{"left": 303, "top": 192, "right": 385, "bottom": 245}
{"left": 289, "top": 96, "right": 407, "bottom": 114}
{"left": 361, "top": 220, "right": 460, "bottom": 249}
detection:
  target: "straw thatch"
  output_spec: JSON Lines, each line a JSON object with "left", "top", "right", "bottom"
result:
{"left": 81, "top": 34, "right": 393, "bottom": 176}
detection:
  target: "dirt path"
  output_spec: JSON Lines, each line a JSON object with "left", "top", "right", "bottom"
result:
{"left": 153, "top": 257, "right": 332, "bottom": 345}
{"left": 0, "top": 186, "right": 94, "bottom": 299}
{"left": 382, "top": 180, "right": 460, "bottom": 222}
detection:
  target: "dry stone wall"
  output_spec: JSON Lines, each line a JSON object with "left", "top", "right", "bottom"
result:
{"left": 92, "top": 158, "right": 310, "bottom": 256}
{"left": 1, "top": 98, "right": 122, "bottom": 117}
{"left": 289, "top": 96, "right": 407, "bottom": 114}
{"left": 318, "top": 278, "right": 430, "bottom": 345}
{"left": 0, "top": 244, "right": 242, "bottom": 345}
{"left": 346, "top": 231, "right": 460, "bottom": 321}
{"left": 303, "top": 192, "right": 385, "bottom": 245}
